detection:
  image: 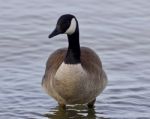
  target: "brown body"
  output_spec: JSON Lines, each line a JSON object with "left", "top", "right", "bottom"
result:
{"left": 42, "top": 47, "right": 107, "bottom": 105}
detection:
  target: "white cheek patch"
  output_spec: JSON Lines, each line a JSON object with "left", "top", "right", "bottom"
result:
{"left": 65, "top": 18, "right": 77, "bottom": 35}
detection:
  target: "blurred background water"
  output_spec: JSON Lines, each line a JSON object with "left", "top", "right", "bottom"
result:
{"left": 0, "top": 0, "right": 150, "bottom": 118}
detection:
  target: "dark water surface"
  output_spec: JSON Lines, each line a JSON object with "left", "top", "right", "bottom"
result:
{"left": 0, "top": 0, "right": 150, "bottom": 118}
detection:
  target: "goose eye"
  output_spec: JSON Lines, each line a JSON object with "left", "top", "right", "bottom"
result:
{"left": 60, "top": 21, "right": 70, "bottom": 32}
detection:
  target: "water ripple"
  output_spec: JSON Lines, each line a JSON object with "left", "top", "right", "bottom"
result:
{"left": 1, "top": 0, "right": 150, "bottom": 118}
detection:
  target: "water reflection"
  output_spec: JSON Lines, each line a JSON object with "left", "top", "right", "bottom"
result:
{"left": 44, "top": 105, "right": 106, "bottom": 119}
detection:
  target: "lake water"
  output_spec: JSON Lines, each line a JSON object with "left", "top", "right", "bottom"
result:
{"left": 0, "top": 0, "right": 150, "bottom": 118}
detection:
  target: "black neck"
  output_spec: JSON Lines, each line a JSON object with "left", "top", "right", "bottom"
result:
{"left": 64, "top": 26, "right": 81, "bottom": 64}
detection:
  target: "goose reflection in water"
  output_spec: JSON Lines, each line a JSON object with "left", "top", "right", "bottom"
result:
{"left": 44, "top": 105, "right": 108, "bottom": 119}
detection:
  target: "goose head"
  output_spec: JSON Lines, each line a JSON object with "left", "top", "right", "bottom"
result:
{"left": 48, "top": 14, "right": 78, "bottom": 38}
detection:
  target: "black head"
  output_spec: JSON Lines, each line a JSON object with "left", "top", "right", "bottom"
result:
{"left": 48, "top": 14, "right": 78, "bottom": 38}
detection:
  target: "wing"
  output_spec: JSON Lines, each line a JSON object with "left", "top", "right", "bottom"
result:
{"left": 81, "top": 46, "right": 107, "bottom": 91}
{"left": 42, "top": 48, "right": 67, "bottom": 84}
{"left": 80, "top": 47, "right": 102, "bottom": 74}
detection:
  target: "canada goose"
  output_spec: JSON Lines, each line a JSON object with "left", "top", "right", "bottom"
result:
{"left": 42, "top": 14, "right": 107, "bottom": 108}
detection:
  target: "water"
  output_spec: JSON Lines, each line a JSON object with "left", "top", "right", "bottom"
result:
{"left": 0, "top": 0, "right": 150, "bottom": 118}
